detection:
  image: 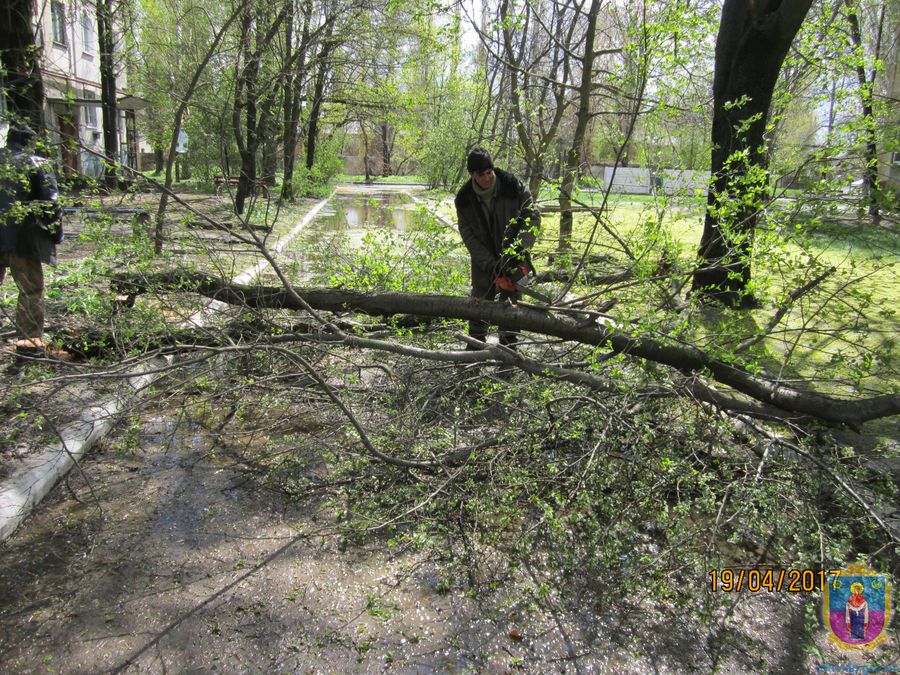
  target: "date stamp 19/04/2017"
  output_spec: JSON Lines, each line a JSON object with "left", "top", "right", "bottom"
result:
{"left": 708, "top": 568, "right": 839, "bottom": 593}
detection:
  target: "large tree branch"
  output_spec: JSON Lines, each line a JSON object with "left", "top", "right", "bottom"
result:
{"left": 117, "top": 272, "right": 899, "bottom": 426}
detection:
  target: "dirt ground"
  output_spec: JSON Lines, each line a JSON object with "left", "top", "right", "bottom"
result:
{"left": 1, "top": 188, "right": 896, "bottom": 673}
{"left": 0, "top": 408, "right": 826, "bottom": 674}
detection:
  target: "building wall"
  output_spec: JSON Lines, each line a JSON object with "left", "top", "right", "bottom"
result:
{"left": 34, "top": 0, "right": 135, "bottom": 177}
{"left": 594, "top": 165, "right": 711, "bottom": 197}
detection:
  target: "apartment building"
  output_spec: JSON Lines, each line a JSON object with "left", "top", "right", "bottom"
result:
{"left": 34, "top": 0, "right": 146, "bottom": 178}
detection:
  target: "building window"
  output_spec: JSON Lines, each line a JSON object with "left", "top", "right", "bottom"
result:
{"left": 51, "top": 1, "right": 67, "bottom": 45}
{"left": 81, "top": 11, "right": 95, "bottom": 54}
{"left": 83, "top": 89, "right": 98, "bottom": 129}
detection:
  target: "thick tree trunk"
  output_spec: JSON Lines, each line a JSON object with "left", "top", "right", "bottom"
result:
{"left": 0, "top": 0, "right": 45, "bottom": 130}
{"left": 280, "top": 4, "right": 310, "bottom": 204}
{"left": 360, "top": 122, "right": 371, "bottom": 182}
{"left": 281, "top": 85, "right": 302, "bottom": 202}
{"left": 232, "top": 9, "right": 257, "bottom": 216}
{"left": 259, "top": 95, "right": 278, "bottom": 186}
{"left": 691, "top": 0, "right": 813, "bottom": 307}
{"left": 120, "top": 271, "right": 900, "bottom": 426}
{"left": 97, "top": 0, "right": 119, "bottom": 189}
{"left": 380, "top": 122, "right": 392, "bottom": 177}
{"left": 232, "top": 3, "right": 288, "bottom": 215}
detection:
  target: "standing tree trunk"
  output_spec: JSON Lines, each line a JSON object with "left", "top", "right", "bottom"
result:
{"left": 380, "top": 122, "right": 392, "bottom": 176}
{"left": 281, "top": 78, "right": 303, "bottom": 201}
{"left": 558, "top": 0, "right": 601, "bottom": 251}
{"left": 304, "top": 34, "right": 335, "bottom": 172}
{"left": 0, "top": 0, "right": 45, "bottom": 130}
{"left": 360, "top": 121, "right": 371, "bottom": 182}
{"left": 97, "top": 0, "right": 119, "bottom": 189}
{"left": 232, "top": 3, "right": 287, "bottom": 215}
{"left": 280, "top": 3, "right": 310, "bottom": 203}
{"left": 844, "top": 0, "right": 884, "bottom": 225}
{"left": 498, "top": 0, "right": 573, "bottom": 202}
{"left": 233, "top": 8, "right": 258, "bottom": 216}
{"left": 691, "top": 0, "right": 813, "bottom": 308}
{"left": 258, "top": 94, "right": 278, "bottom": 186}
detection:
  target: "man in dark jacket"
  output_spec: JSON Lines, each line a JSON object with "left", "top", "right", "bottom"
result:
{"left": 455, "top": 147, "right": 540, "bottom": 348}
{"left": 1, "top": 125, "right": 64, "bottom": 357}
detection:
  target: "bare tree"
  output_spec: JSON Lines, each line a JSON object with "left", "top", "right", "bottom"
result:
{"left": 232, "top": 0, "right": 289, "bottom": 215}
{"left": 497, "top": 0, "right": 576, "bottom": 198}
{"left": 97, "top": 0, "right": 119, "bottom": 188}
{"left": 556, "top": 0, "right": 603, "bottom": 251}
{"left": 0, "top": 0, "right": 46, "bottom": 130}
{"left": 154, "top": 2, "right": 245, "bottom": 252}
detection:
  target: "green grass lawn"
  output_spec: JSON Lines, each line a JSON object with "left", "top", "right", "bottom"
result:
{"left": 528, "top": 195, "right": 898, "bottom": 399}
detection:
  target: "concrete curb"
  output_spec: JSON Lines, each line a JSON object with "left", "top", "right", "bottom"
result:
{"left": 0, "top": 360, "right": 164, "bottom": 540}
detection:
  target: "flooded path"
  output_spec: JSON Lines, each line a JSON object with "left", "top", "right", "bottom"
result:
{"left": 272, "top": 184, "right": 427, "bottom": 285}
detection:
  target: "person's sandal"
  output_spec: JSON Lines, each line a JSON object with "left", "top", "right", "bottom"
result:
{"left": 15, "top": 338, "right": 45, "bottom": 357}
{"left": 14, "top": 339, "right": 73, "bottom": 361}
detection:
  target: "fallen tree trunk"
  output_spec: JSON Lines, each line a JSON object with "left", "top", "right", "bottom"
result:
{"left": 116, "top": 271, "right": 900, "bottom": 425}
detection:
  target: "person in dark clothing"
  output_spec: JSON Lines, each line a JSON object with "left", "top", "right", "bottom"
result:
{"left": 455, "top": 147, "right": 540, "bottom": 348}
{"left": 0, "top": 125, "right": 64, "bottom": 357}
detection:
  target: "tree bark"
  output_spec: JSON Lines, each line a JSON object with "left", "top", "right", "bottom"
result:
{"left": 0, "top": 0, "right": 45, "bottom": 130}
{"left": 258, "top": 94, "right": 278, "bottom": 186}
{"left": 691, "top": 0, "right": 813, "bottom": 307}
{"left": 304, "top": 34, "right": 335, "bottom": 172}
{"left": 97, "top": 0, "right": 119, "bottom": 189}
{"left": 233, "top": 2, "right": 289, "bottom": 215}
{"left": 844, "top": 0, "right": 883, "bottom": 225}
{"left": 119, "top": 271, "right": 900, "bottom": 426}
{"left": 360, "top": 121, "right": 371, "bottom": 181}
{"left": 380, "top": 122, "right": 392, "bottom": 177}
{"left": 232, "top": 7, "right": 257, "bottom": 216}
{"left": 280, "top": 2, "right": 310, "bottom": 203}
{"left": 558, "top": 0, "right": 601, "bottom": 251}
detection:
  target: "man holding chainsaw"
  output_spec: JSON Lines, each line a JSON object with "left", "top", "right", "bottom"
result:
{"left": 455, "top": 147, "right": 540, "bottom": 349}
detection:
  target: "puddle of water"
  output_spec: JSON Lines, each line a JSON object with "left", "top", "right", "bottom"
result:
{"left": 319, "top": 190, "right": 418, "bottom": 237}
{"left": 342, "top": 194, "right": 415, "bottom": 232}
{"left": 281, "top": 188, "right": 424, "bottom": 283}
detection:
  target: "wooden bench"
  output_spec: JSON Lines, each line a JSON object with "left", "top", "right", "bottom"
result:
{"left": 214, "top": 175, "right": 270, "bottom": 198}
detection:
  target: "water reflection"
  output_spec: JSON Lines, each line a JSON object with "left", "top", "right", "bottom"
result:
{"left": 328, "top": 191, "right": 416, "bottom": 233}
{"left": 284, "top": 187, "right": 424, "bottom": 283}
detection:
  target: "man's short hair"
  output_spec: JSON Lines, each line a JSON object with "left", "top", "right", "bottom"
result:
{"left": 7, "top": 125, "right": 36, "bottom": 148}
{"left": 467, "top": 147, "right": 494, "bottom": 173}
